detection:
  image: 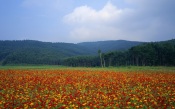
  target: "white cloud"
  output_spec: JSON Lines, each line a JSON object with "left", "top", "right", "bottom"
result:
{"left": 64, "top": 1, "right": 175, "bottom": 43}
{"left": 64, "top": 2, "right": 122, "bottom": 24}
{"left": 64, "top": 2, "right": 130, "bottom": 42}
{"left": 21, "top": 0, "right": 175, "bottom": 43}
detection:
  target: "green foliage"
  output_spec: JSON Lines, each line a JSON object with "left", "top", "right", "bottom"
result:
{"left": 0, "top": 65, "right": 174, "bottom": 73}
{"left": 0, "top": 39, "right": 175, "bottom": 67}
{"left": 63, "top": 56, "right": 100, "bottom": 67}
{"left": 0, "top": 40, "right": 93, "bottom": 65}
{"left": 0, "top": 40, "right": 142, "bottom": 65}
{"left": 104, "top": 39, "right": 175, "bottom": 66}
{"left": 62, "top": 39, "right": 175, "bottom": 67}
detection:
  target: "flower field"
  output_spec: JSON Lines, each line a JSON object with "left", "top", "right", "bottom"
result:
{"left": 0, "top": 69, "right": 175, "bottom": 109}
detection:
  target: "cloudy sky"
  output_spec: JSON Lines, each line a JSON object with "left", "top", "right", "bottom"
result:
{"left": 0, "top": 0, "right": 175, "bottom": 43}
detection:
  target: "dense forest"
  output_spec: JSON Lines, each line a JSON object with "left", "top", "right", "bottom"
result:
{"left": 0, "top": 39, "right": 174, "bottom": 66}
{"left": 63, "top": 39, "right": 175, "bottom": 67}
{"left": 0, "top": 40, "right": 142, "bottom": 65}
{"left": 0, "top": 40, "right": 93, "bottom": 65}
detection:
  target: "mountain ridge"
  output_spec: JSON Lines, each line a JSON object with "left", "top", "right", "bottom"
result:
{"left": 0, "top": 39, "right": 146, "bottom": 65}
{"left": 78, "top": 40, "right": 144, "bottom": 53}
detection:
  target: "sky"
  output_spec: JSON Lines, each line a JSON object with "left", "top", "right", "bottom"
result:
{"left": 0, "top": 0, "right": 175, "bottom": 43}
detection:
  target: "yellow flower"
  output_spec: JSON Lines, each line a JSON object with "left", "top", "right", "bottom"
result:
{"left": 136, "top": 106, "right": 139, "bottom": 108}
{"left": 127, "top": 102, "right": 131, "bottom": 105}
{"left": 30, "top": 102, "right": 34, "bottom": 106}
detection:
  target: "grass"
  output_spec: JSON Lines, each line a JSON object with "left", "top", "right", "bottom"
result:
{"left": 0, "top": 65, "right": 175, "bottom": 72}
{"left": 0, "top": 65, "right": 64, "bottom": 70}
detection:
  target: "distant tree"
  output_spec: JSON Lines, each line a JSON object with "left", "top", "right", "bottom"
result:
{"left": 98, "top": 49, "right": 103, "bottom": 68}
{"left": 102, "top": 53, "right": 105, "bottom": 67}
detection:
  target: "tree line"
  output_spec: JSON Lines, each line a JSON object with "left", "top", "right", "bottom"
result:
{"left": 1, "top": 39, "right": 175, "bottom": 66}
{"left": 63, "top": 39, "right": 175, "bottom": 67}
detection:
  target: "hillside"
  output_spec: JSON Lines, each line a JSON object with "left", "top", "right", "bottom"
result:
{"left": 0, "top": 40, "right": 143, "bottom": 65}
{"left": 64, "top": 39, "right": 175, "bottom": 67}
{"left": 78, "top": 40, "right": 143, "bottom": 53}
{"left": 0, "top": 40, "right": 93, "bottom": 65}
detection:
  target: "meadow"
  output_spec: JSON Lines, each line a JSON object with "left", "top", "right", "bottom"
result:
{"left": 0, "top": 66, "right": 175, "bottom": 108}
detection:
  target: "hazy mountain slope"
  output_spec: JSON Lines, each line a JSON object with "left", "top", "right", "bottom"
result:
{"left": 78, "top": 40, "right": 144, "bottom": 53}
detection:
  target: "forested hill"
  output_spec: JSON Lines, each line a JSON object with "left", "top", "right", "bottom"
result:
{"left": 0, "top": 40, "right": 93, "bottom": 65}
{"left": 78, "top": 40, "right": 143, "bottom": 53}
{"left": 0, "top": 40, "right": 143, "bottom": 65}
{"left": 64, "top": 39, "right": 175, "bottom": 67}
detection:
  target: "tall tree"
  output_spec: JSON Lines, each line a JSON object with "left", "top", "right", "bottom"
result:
{"left": 98, "top": 49, "right": 103, "bottom": 68}
{"left": 102, "top": 53, "right": 105, "bottom": 67}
